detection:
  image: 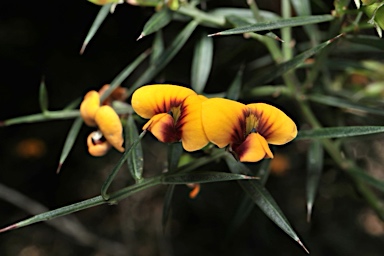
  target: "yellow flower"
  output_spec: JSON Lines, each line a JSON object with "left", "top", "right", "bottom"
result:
{"left": 201, "top": 98, "right": 297, "bottom": 162}
{"left": 131, "top": 84, "right": 209, "bottom": 151}
{"left": 80, "top": 85, "right": 125, "bottom": 156}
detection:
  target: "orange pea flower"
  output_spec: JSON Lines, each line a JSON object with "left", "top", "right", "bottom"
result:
{"left": 80, "top": 85, "right": 125, "bottom": 156}
{"left": 131, "top": 84, "right": 209, "bottom": 151}
{"left": 201, "top": 98, "right": 297, "bottom": 162}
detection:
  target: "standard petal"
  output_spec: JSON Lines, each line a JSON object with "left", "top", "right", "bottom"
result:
{"left": 234, "top": 132, "right": 274, "bottom": 162}
{"left": 94, "top": 105, "right": 124, "bottom": 152}
{"left": 80, "top": 91, "right": 100, "bottom": 126}
{"left": 179, "top": 95, "right": 209, "bottom": 151}
{"left": 201, "top": 98, "right": 246, "bottom": 148}
{"left": 247, "top": 103, "right": 297, "bottom": 145}
{"left": 145, "top": 113, "right": 181, "bottom": 143}
{"left": 131, "top": 84, "right": 196, "bottom": 119}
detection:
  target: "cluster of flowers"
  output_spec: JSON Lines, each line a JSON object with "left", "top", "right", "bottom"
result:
{"left": 81, "top": 84, "right": 298, "bottom": 162}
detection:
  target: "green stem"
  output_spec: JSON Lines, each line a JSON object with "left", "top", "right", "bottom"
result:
{"left": 2, "top": 110, "right": 80, "bottom": 126}
{"left": 177, "top": 5, "right": 226, "bottom": 27}
{"left": 281, "top": 0, "right": 293, "bottom": 61}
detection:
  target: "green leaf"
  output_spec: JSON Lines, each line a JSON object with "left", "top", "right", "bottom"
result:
{"left": 150, "top": 30, "right": 164, "bottom": 65}
{"left": 308, "top": 94, "right": 384, "bottom": 116}
{"left": 101, "top": 130, "right": 147, "bottom": 200}
{"left": 208, "top": 14, "right": 333, "bottom": 36}
{"left": 227, "top": 159, "right": 271, "bottom": 237}
{"left": 346, "top": 35, "right": 384, "bottom": 51}
{"left": 191, "top": 32, "right": 213, "bottom": 94}
{"left": 125, "top": 115, "right": 144, "bottom": 181}
{"left": 39, "top": 79, "right": 48, "bottom": 113}
{"left": 100, "top": 49, "right": 150, "bottom": 103}
{"left": 137, "top": 8, "right": 172, "bottom": 40}
{"left": 297, "top": 126, "right": 384, "bottom": 140}
{"left": 130, "top": 20, "right": 199, "bottom": 96}
{"left": 226, "top": 66, "right": 244, "bottom": 100}
{"left": 225, "top": 155, "right": 309, "bottom": 254}
{"left": 209, "top": 8, "right": 280, "bottom": 23}
{"left": 306, "top": 140, "right": 324, "bottom": 222}
{"left": 248, "top": 35, "right": 341, "bottom": 85}
{"left": 57, "top": 117, "right": 83, "bottom": 173}
{"left": 80, "top": 4, "right": 111, "bottom": 54}
{"left": 168, "top": 142, "right": 183, "bottom": 173}
{"left": 162, "top": 171, "right": 257, "bottom": 184}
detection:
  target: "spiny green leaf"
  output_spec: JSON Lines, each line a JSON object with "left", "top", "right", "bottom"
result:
{"left": 191, "top": 32, "right": 213, "bottom": 94}
{"left": 225, "top": 155, "right": 309, "bottom": 254}
{"left": 39, "top": 79, "right": 48, "bottom": 113}
{"left": 249, "top": 35, "right": 342, "bottom": 85}
{"left": 130, "top": 20, "right": 198, "bottom": 96}
{"left": 306, "top": 140, "right": 324, "bottom": 222}
{"left": 80, "top": 4, "right": 111, "bottom": 54}
{"left": 162, "top": 171, "right": 257, "bottom": 184}
{"left": 137, "top": 8, "right": 172, "bottom": 40}
{"left": 57, "top": 117, "right": 83, "bottom": 173}
{"left": 227, "top": 159, "right": 271, "bottom": 237}
{"left": 209, "top": 14, "right": 334, "bottom": 36}
{"left": 101, "top": 130, "right": 147, "bottom": 200}
{"left": 125, "top": 115, "right": 144, "bottom": 181}
{"left": 297, "top": 126, "right": 384, "bottom": 140}
{"left": 308, "top": 94, "right": 384, "bottom": 116}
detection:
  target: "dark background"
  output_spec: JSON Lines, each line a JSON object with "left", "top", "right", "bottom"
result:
{"left": 0, "top": 1, "right": 384, "bottom": 255}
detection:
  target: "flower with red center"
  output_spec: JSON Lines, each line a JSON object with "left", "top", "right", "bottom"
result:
{"left": 131, "top": 84, "right": 209, "bottom": 151}
{"left": 201, "top": 98, "right": 297, "bottom": 162}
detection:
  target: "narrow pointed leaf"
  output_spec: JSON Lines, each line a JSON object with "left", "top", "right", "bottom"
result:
{"left": 39, "top": 79, "right": 48, "bottom": 113}
{"left": 80, "top": 4, "right": 111, "bottom": 54}
{"left": 162, "top": 171, "right": 257, "bottom": 184}
{"left": 209, "top": 14, "right": 333, "bottom": 36}
{"left": 125, "top": 115, "right": 144, "bottom": 181}
{"left": 150, "top": 30, "right": 164, "bottom": 65}
{"left": 168, "top": 142, "right": 183, "bottom": 173}
{"left": 226, "top": 66, "right": 244, "bottom": 100}
{"left": 137, "top": 8, "right": 172, "bottom": 40}
{"left": 100, "top": 49, "right": 150, "bottom": 102}
{"left": 57, "top": 117, "right": 83, "bottom": 173}
{"left": 306, "top": 140, "right": 324, "bottom": 222}
{"left": 191, "top": 32, "right": 213, "bottom": 93}
{"left": 225, "top": 155, "right": 309, "bottom": 254}
{"left": 228, "top": 159, "right": 271, "bottom": 236}
{"left": 297, "top": 126, "right": 384, "bottom": 140}
{"left": 308, "top": 94, "right": 384, "bottom": 116}
{"left": 249, "top": 35, "right": 342, "bottom": 85}
{"left": 130, "top": 20, "right": 199, "bottom": 95}
{"left": 101, "top": 130, "right": 147, "bottom": 199}
{"left": 0, "top": 176, "right": 162, "bottom": 233}
{"left": 346, "top": 35, "right": 384, "bottom": 51}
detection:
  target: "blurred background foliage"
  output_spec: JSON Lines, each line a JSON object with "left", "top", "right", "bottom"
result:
{"left": 1, "top": 0, "right": 384, "bottom": 255}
